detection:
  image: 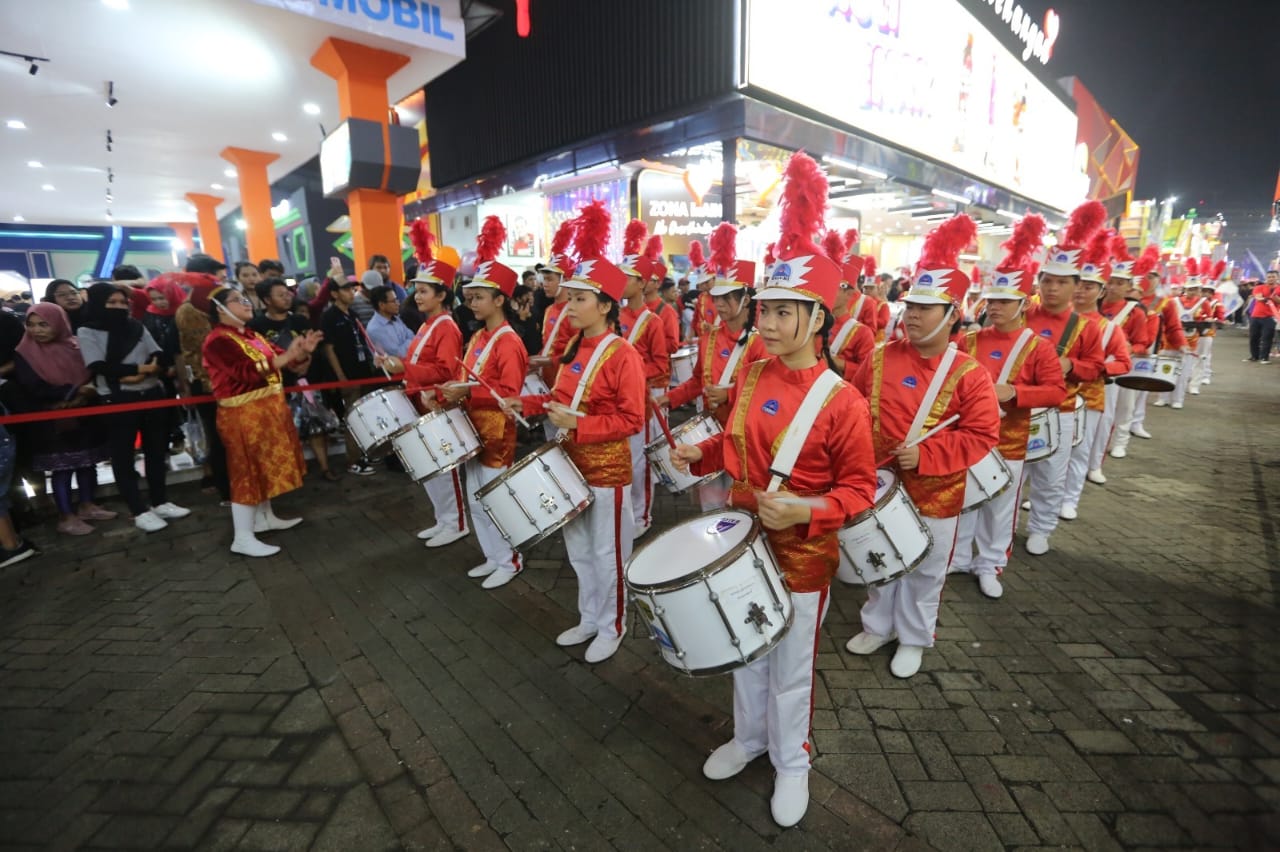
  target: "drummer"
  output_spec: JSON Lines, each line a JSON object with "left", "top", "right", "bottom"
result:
{"left": 1122, "top": 250, "right": 1190, "bottom": 442}
{"left": 520, "top": 200, "right": 645, "bottom": 665}
{"left": 529, "top": 221, "right": 578, "bottom": 440}
{"left": 401, "top": 250, "right": 470, "bottom": 549}
{"left": 440, "top": 217, "right": 529, "bottom": 590}
{"left": 688, "top": 240, "right": 719, "bottom": 335}
{"left": 671, "top": 151, "right": 876, "bottom": 828}
{"left": 1100, "top": 247, "right": 1152, "bottom": 461}
{"left": 949, "top": 215, "right": 1065, "bottom": 598}
{"left": 643, "top": 236, "right": 682, "bottom": 350}
{"left": 1194, "top": 277, "right": 1225, "bottom": 386}
{"left": 845, "top": 214, "right": 1000, "bottom": 678}
{"left": 828, "top": 255, "right": 876, "bottom": 380}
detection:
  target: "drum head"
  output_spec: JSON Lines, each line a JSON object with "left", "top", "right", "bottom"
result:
{"left": 627, "top": 510, "right": 755, "bottom": 588}
{"left": 874, "top": 469, "right": 898, "bottom": 502}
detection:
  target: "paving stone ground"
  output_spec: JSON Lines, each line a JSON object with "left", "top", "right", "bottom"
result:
{"left": 1, "top": 331, "right": 1278, "bottom": 851}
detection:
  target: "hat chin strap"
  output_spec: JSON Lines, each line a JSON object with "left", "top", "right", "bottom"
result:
{"left": 214, "top": 299, "right": 246, "bottom": 328}
{"left": 917, "top": 305, "right": 955, "bottom": 343}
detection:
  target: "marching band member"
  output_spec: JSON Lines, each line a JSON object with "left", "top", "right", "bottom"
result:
{"left": 1059, "top": 236, "right": 1131, "bottom": 520}
{"left": 961, "top": 267, "right": 986, "bottom": 330}
{"left": 1118, "top": 248, "right": 1190, "bottom": 441}
{"left": 522, "top": 201, "right": 645, "bottom": 664}
{"left": 1194, "top": 271, "right": 1225, "bottom": 385}
{"left": 442, "top": 217, "right": 529, "bottom": 590}
{"left": 846, "top": 214, "right": 1000, "bottom": 677}
{"left": 821, "top": 232, "right": 875, "bottom": 380}
{"left": 1019, "top": 202, "right": 1107, "bottom": 555}
{"left": 671, "top": 152, "right": 877, "bottom": 828}
{"left": 1159, "top": 259, "right": 1209, "bottom": 409}
{"left": 949, "top": 215, "right": 1065, "bottom": 598}
{"left": 620, "top": 220, "right": 670, "bottom": 538}
{"left": 401, "top": 226, "right": 469, "bottom": 548}
{"left": 688, "top": 240, "right": 719, "bottom": 334}
{"left": 1104, "top": 246, "right": 1154, "bottom": 460}
{"left": 530, "top": 221, "right": 578, "bottom": 440}
{"left": 643, "top": 235, "right": 681, "bottom": 349}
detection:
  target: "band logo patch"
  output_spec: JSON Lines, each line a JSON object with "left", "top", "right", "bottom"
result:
{"left": 762, "top": 399, "right": 780, "bottom": 415}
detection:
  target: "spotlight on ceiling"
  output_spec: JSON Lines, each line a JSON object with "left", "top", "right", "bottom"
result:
{"left": 28, "top": 62, "right": 38, "bottom": 76}
{"left": 105, "top": 81, "right": 118, "bottom": 108}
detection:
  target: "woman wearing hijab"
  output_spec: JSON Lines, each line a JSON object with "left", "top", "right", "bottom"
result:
{"left": 144, "top": 274, "right": 187, "bottom": 453}
{"left": 175, "top": 273, "right": 231, "bottom": 502}
{"left": 78, "top": 282, "right": 191, "bottom": 533}
{"left": 12, "top": 303, "right": 115, "bottom": 535}
{"left": 43, "top": 280, "right": 88, "bottom": 331}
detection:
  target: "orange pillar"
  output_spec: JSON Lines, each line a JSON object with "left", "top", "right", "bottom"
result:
{"left": 184, "top": 193, "right": 225, "bottom": 262}
{"left": 221, "top": 147, "right": 280, "bottom": 264}
{"left": 168, "top": 222, "right": 195, "bottom": 253}
{"left": 312, "top": 37, "right": 411, "bottom": 283}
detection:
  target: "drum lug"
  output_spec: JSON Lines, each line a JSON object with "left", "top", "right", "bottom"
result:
{"left": 504, "top": 481, "right": 539, "bottom": 527}
{"left": 751, "top": 554, "right": 788, "bottom": 616}
{"left": 538, "top": 459, "right": 575, "bottom": 501}
{"left": 483, "top": 504, "right": 512, "bottom": 545}
{"left": 703, "top": 578, "right": 744, "bottom": 655}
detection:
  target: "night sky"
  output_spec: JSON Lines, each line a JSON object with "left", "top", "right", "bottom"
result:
{"left": 1046, "top": 0, "right": 1280, "bottom": 212}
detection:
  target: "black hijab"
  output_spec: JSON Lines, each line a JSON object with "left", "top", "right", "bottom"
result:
{"left": 82, "top": 281, "right": 144, "bottom": 368}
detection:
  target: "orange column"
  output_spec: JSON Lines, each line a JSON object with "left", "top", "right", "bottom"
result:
{"left": 168, "top": 222, "right": 195, "bottom": 253}
{"left": 312, "top": 37, "right": 411, "bottom": 283}
{"left": 220, "top": 147, "right": 280, "bottom": 263}
{"left": 184, "top": 193, "right": 225, "bottom": 262}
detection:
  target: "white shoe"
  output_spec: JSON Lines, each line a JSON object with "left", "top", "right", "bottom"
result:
{"left": 1059, "top": 504, "right": 1078, "bottom": 521}
{"left": 230, "top": 536, "right": 281, "bottom": 558}
{"left": 426, "top": 527, "right": 469, "bottom": 548}
{"left": 481, "top": 569, "right": 518, "bottom": 589}
{"left": 1026, "top": 533, "right": 1050, "bottom": 555}
{"left": 978, "top": 574, "right": 1004, "bottom": 599}
{"left": 633, "top": 522, "right": 651, "bottom": 539}
{"left": 152, "top": 502, "right": 191, "bottom": 519}
{"left": 416, "top": 523, "right": 443, "bottom": 540}
{"left": 1110, "top": 447, "right": 1127, "bottom": 459}
{"left": 467, "top": 561, "right": 497, "bottom": 578}
{"left": 1189, "top": 388, "right": 1200, "bottom": 395}
{"left": 845, "top": 631, "right": 896, "bottom": 655}
{"left": 1200, "top": 378, "right": 1210, "bottom": 386}
{"left": 890, "top": 645, "right": 925, "bottom": 678}
{"left": 1153, "top": 399, "right": 1168, "bottom": 407}
{"left": 1087, "top": 469, "right": 1107, "bottom": 485}
{"left": 555, "top": 624, "right": 597, "bottom": 647}
{"left": 702, "top": 740, "right": 764, "bottom": 781}
{"left": 1021, "top": 499, "right": 1031, "bottom": 511}
{"left": 1171, "top": 401, "right": 1184, "bottom": 409}
{"left": 255, "top": 512, "right": 302, "bottom": 533}
{"left": 134, "top": 510, "right": 168, "bottom": 533}
{"left": 1131, "top": 426, "right": 1152, "bottom": 439}
{"left": 770, "top": 773, "right": 810, "bottom": 828}
{"left": 584, "top": 630, "right": 625, "bottom": 663}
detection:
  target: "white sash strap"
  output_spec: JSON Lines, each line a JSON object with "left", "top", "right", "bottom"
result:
{"left": 1111, "top": 300, "right": 1139, "bottom": 330}
{"left": 539, "top": 303, "right": 568, "bottom": 357}
{"left": 626, "top": 309, "right": 653, "bottom": 345}
{"left": 851, "top": 292, "right": 867, "bottom": 324}
{"left": 1179, "top": 297, "right": 1207, "bottom": 322}
{"left": 568, "top": 333, "right": 620, "bottom": 412}
{"left": 905, "top": 343, "right": 959, "bottom": 441}
{"left": 471, "top": 325, "right": 514, "bottom": 375}
{"left": 766, "top": 368, "right": 842, "bottom": 492}
{"left": 995, "top": 328, "right": 1034, "bottom": 385}
{"left": 715, "top": 332, "right": 749, "bottom": 387}
{"left": 831, "top": 317, "right": 859, "bottom": 355}
{"left": 407, "top": 313, "right": 452, "bottom": 365}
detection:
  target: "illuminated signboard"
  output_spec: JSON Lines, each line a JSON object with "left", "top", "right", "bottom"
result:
{"left": 744, "top": 0, "right": 1080, "bottom": 210}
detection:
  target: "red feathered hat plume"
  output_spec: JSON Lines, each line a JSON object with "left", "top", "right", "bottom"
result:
{"left": 821, "top": 229, "right": 846, "bottom": 264}
{"left": 842, "top": 228, "right": 860, "bottom": 260}
{"left": 1083, "top": 228, "right": 1114, "bottom": 267}
{"left": 1111, "top": 233, "right": 1134, "bottom": 263}
{"left": 863, "top": 256, "right": 877, "bottom": 279}
{"left": 550, "top": 219, "right": 575, "bottom": 257}
{"left": 688, "top": 239, "right": 706, "bottom": 269}
{"left": 475, "top": 215, "right": 506, "bottom": 263}
{"left": 999, "top": 213, "right": 1046, "bottom": 271}
{"left": 1062, "top": 200, "right": 1107, "bottom": 248}
{"left": 1210, "top": 259, "right": 1227, "bottom": 281}
{"left": 1133, "top": 245, "right": 1160, "bottom": 278}
{"left": 409, "top": 218, "right": 435, "bottom": 264}
{"left": 709, "top": 222, "right": 738, "bottom": 273}
{"left": 572, "top": 200, "right": 610, "bottom": 260}
{"left": 763, "top": 243, "right": 776, "bottom": 267}
{"left": 644, "top": 235, "right": 663, "bottom": 263}
{"left": 919, "top": 214, "right": 977, "bottom": 269}
{"left": 1184, "top": 257, "right": 1200, "bottom": 277}
{"left": 776, "top": 151, "right": 827, "bottom": 258}
{"left": 623, "top": 219, "right": 647, "bottom": 257}
{"left": 970, "top": 265, "right": 982, "bottom": 285}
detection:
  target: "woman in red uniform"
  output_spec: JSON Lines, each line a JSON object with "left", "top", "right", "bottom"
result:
{"left": 671, "top": 153, "right": 877, "bottom": 828}
{"left": 441, "top": 217, "right": 529, "bottom": 590}
{"left": 202, "top": 287, "right": 322, "bottom": 557}
{"left": 521, "top": 201, "right": 646, "bottom": 665}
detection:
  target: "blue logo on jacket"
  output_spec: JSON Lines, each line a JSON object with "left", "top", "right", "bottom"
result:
{"left": 990, "top": 349, "right": 1003, "bottom": 359}
{"left": 571, "top": 362, "right": 584, "bottom": 374}
{"left": 902, "top": 376, "right": 918, "bottom": 388}
{"left": 720, "top": 348, "right": 730, "bottom": 357}
{"left": 762, "top": 399, "right": 779, "bottom": 415}
{"left": 1039, "top": 328, "right": 1052, "bottom": 337}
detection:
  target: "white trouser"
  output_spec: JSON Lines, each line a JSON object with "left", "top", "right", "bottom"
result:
{"left": 1024, "top": 408, "right": 1076, "bottom": 536}
{"left": 1062, "top": 408, "right": 1102, "bottom": 511}
{"left": 696, "top": 471, "right": 731, "bottom": 512}
{"left": 732, "top": 588, "right": 830, "bottom": 776}
{"left": 951, "top": 458, "right": 1024, "bottom": 577}
{"left": 1198, "top": 336, "right": 1214, "bottom": 379}
{"left": 1089, "top": 384, "right": 1118, "bottom": 471}
{"left": 1110, "top": 387, "right": 1142, "bottom": 453}
{"left": 464, "top": 460, "right": 521, "bottom": 575}
{"left": 1170, "top": 352, "right": 1198, "bottom": 405}
{"left": 861, "top": 514, "right": 958, "bottom": 647}
{"left": 422, "top": 467, "right": 466, "bottom": 534}
{"left": 563, "top": 484, "right": 634, "bottom": 641}
{"left": 629, "top": 415, "right": 654, "bottom": 530}
{"left": 1130, "top": 390, "right": 1149, "bottom": 430}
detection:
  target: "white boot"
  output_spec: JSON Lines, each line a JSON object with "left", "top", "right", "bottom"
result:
{"left": 254, "top": 500, "right": 302, "bottom": 533}
{"left": 231, "top": 503, "right": 280, "bottom": 557}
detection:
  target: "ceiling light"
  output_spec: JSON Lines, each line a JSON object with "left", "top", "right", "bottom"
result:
{"left": 105, "top": 81, "right": 118, "bottom": 108}
{"left": 271, "top": 131, "right": 288, "bottom": 142}
{"left": 235, "top": 218, "right": 247, "bottom": 230}
{"left": 224, "top": 168, "right": 236, "bottom": 178}
{"left": 6, "top": 119, "right": 26, "bottom": 130}
{"left": 41, "top": 184, "right": 55, "bottom": 191}
{"left": 28, "top": 62, "right": 38, "bottom": 77}
{"left": 302, "top": 102, "right": 321, "bottom": 116}
{"left": 210, "top": 183, "right": 223, "bottom": 190}
{"left": 12, "top": 215, "right": 24, "bottom": 222}
{"left": 27, "top": 160, "right": 42, "bottom": 168}
{"left": 102, "top": 0, "right": 129, "bottom": 8}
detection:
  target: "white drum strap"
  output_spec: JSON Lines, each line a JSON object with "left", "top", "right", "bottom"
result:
{"left": 830, "top": 317, "right": 859, "bottom": 355}
{"left": 470, "top": 325, "right": 514, "bottom": 376}
{"left": 627, "top": 309, "right": 653, "bottom": 345}
{"left": 851, "top": 292, "right": 868, "bottom": 324}
{"left": 1101, "top": 318, "right": 1118, "bottom": 351}
{"left": 906, "top": 343, "right": 959, "bottom": 442}
{"left": 539, "top": 303, "right": 568, "bottom": 356}
{"left": 568, "top": 333, "right": 620, "bottom": 412}
{"left": 716, "top": 332, "right": 749, "bottom": 387}
{"left": 766, "top": 369, "right": 842, "bottom": 492}
{"left": 407, "top": 313, "right": 452, "bottom": 365}
{"left": 1111, "top": 299, "right": 1139, "bottom": 331}
{"left": 995, "top": 329, "right": 1034, "bottom": 384}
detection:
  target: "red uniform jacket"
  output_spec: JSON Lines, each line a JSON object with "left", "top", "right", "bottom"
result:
{"left": 852, "top": 340, "right": 1001, "bottom": 517}
{"left": 1099, "top": 298, "right": 1151, "bottom": 354}
{"left": 646, "top": 298, "right": 682, "bottom": 353}
{"left": 692, "top": 359, "right": 877, "bottom": 592}
{"left": 1078, "top": 312, "right": 1132, "bottom": 411}
{"left": 461, "top": 323, "right": 528, "bottom": 468}
{"left": 202, "top": 325, "right": 286, "bottom": 399}
{"left": 668, "top": 324, "right": 769, "bottom": 425}
{"left": 827, "top": 314, "right": 876, "bottom": 382}
{"left": 403, "top": 312, "right": 462, "bottom": 391}
{"left": 962, "top": 328, "right": 1065, "bottom": 461}
{"left": 1141, "top": 295, "right": 1189, "bottom": 351}
{"left": 619, "top": 304, "right": 670, "bottom": 389}
{"left": 523, "top": 332, "right": 646, "bottom": 487}
{"left": 695, "top": 291, "right": 718, "bottom": 333}
{"left": 538, "top": 299, "right": 576, "bottom": 384}
{"left": 1022, "top": 305, "right": 1106, "bottom": 412}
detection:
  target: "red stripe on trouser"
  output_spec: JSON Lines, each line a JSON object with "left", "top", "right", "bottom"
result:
{"left": 804, "top": 586, "right": 830, "bottom": 751}
{"left": 933, "top": 519, "right": 960, "bottom": 640}
{"left": 612, "top": 485, "right": 625, "bottom": 634}
{"left": 450, "top": 470, "right": 466, "bottom": 531}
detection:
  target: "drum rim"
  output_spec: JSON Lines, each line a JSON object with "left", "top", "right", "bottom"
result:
{"left": 643, "top": 437, "right": 719, "bottom": 494}
{"left": 1113, "top": 376, "right": 1176, "bottom": 391}
{"left": 960, "top": 451, "right": 1013, "bottom": 513}
{"left": 473, "top": 440, "right": 576, "bottom": 499}
{"left": 844, "top": 471, "right": 905, "bottom": 528}
{"left": 625, "top": 509, "right": 760, "bottom": 592}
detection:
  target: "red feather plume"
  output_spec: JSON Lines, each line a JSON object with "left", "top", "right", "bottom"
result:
{"left": 1111, "top": 233, "right": 1133, "bottom": 263}
{"left": 777, "top": 151, "right": 828, "bottom": 257}
{"left": 919, "top": 214, "right": 977, "bottom": 269}
{"left": 550, "top": 219, "right": 575, "bottom": 257}
{"left": 1083, "top": 228, "right": 1114, "bottom": 267}
{"left": 970, "top": 265, "right": 982, "bottom": 285}
{"left": 863, "top": 256, "right": 877, "bottom": 278}
{"left": 1210, "top": 259, "right": 1227, "bottom": 281}
{"left": 999, "top": 213, "right": 1047, "bottom": 270}
{"left": 688, "top": 239, "right": 706, "bottom": 269}
{"left": 763, "top": 243, "right": 776, "bottom": 267}
{"left": 475, "top": 215, "right": 506, "bottom": 263}
{"left": 1133, "top": 245, "right": 1160, "bottom": 278}
{"left": 623, "top": 219, "right": 648, "bottom": 257}
{"left": 409, "top": 218, "right": 435, "bottom": 264}
{"left": 644, "top": 235, "right": 663, "bottom": 263}
{"left": 572, "top": 200, "right": 610, "bottom": 260}
{"left": 1062, "top": 200, "right": 1107, "bottom": 248}
{"left": 821, "top": 229, "right": 846, "bottom": 264}
{"left": 1185, "top": 257, "right": 1200, "bottom": 277}
{"left": 843, "top": 228, "right": 860, "bottom": 257}
{"left": 709, "top": 222, "right": 738, "bottom": 273}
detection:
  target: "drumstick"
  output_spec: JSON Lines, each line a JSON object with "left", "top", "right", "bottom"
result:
{"left": 875, "top": 413, "right": 961, "bottom": 468}
{"left": 455, "top": 357, "right": 532, "bottom": 429}
{"left": 353, "top": 318, "right": 394, "bottom": 379}
{"left": 647, "top": 396, "right": 677, "bottom": 449}
{"left": 547, "top": 402, "right": 585, "bottom": 418}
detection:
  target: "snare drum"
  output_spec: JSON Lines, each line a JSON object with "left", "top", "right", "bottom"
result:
{"left": 837, "top": 469, "right": 933, "bottom": 586}
{"left": 521, "top": 370, "right": 551, "bottom": 422}
{"left": 646, "top": 412, "right": 723, "bottom": 494}
{"left": 626, "top": 510, "right": 792, "bottom": 676}
{"left": 1114, "top": 354, "right": 1180, "bottom": 392}
{"left": 961, "top": 450, "right": 1013, "bottom": 513}
{"left": 670, "top": 345, "right": 697, "bottom": 388}
{"left": 475, "top": 442, "right": 593, "bottom": 552}
{"left": 390, "top": 407, "right": 482, "bottom": 482}
{"left": 1025, "top": 407, "right": 1061, "bottom": 463}
{"left": 1071, "top": 395, "right": 1085, "bottom": 448}
{"left": 346, "top": 387, "right": 418, "bottom": 454}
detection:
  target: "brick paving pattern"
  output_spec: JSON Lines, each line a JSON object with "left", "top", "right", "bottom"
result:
{"left": 0, "top": 331, "right": 1277, "bottom": 850}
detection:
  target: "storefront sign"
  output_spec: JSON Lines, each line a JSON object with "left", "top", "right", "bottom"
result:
{"left": 745, "top": 0, "right": 1079, "bottom": 210}
{"left": 251, "top": 0, "right": 464, "bottom": 57}
{"left": 636, "top": 170, "right": 723, "bottom": 238}
{"left": 981, "top": 0, "right": 1059, "bottom": 65}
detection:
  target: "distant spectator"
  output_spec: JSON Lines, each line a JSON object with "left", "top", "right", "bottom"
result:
{"left": 365, "top": 285, "right": 414, "bottom": 359}
{"left": 43, "top": 280, "right": 87, "bottom": 331}
{"left": 369, "top": 254, "right": 406, "bottom": 300}
{"left": 510, "top": 283, "right": 542, "bottom": 355}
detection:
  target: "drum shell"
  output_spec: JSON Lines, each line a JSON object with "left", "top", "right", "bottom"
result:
{"left": 346, "top": 388, "right": 418, "bottom": 453}
{"left": 837, "top": 471, "right": 933, "bottom": 586}
{"left": 669, "top": 346, "right": 696, "bottom": 388}
{"left": 961, "top": 450, "right": 1013, "bottom": 513}
{"left": 475, "top": 442, "right": 593, "bottom": 552}
{"left": 1025, "top": 407, "right": 1061, "bottom": 463}
{"left": 645, "top": 413, "right": 724, "bottom": 494}
{"left": 521, "top": 370, "right": 551, "bottom": 422}
{"left": 1115, "top": 355, "right": 1178, "bottom": 392}
{"left": 391, "top": 408, "right": 483, "bottom": 482}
